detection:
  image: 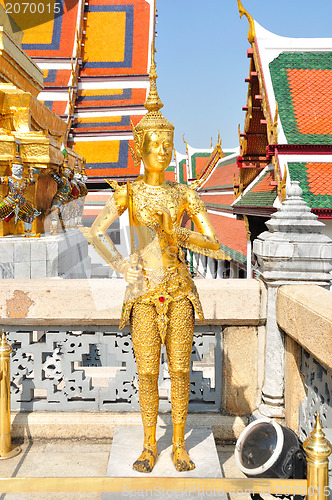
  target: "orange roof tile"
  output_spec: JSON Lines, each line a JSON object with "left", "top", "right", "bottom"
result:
{"left": 200, "top": 194, "right": 235, "bottom": 208}
{"left": 305, "top": 162, "right": 332, "bottom": 196}
{"left": 251, "top": 171, "right": 275, "bottom": 192}
{"left": 208, "top": 213, "right": 247, "bottom": 257}
{"left": 203, "top": 161, "right": 238, "bottom": 189}
{"left": 288, "top": 69, "right": 332, "bottom": 135}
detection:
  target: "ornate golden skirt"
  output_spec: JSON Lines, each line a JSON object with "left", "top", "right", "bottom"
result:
{"left": 119, "top": 262, "right": 203, "bottom": 344}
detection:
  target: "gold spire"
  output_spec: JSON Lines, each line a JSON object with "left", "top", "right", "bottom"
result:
{"left": 130, "top": 42, "right": 174, "bottom": 165}
{"left": 237, "top": 0, "right": 255, "bottom": 43}
{"left": 144, "top": 42, "right": 163, "bottom": 113}
{"left": 134, "top": 42, "right": 174, "bottom": 134}
{"left": 0, "top": 329, "right": 12, "bottom": 356}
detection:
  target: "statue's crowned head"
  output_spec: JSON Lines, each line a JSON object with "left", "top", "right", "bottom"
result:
{"left": 131, "top": 43, "right": 174, "bottom": 166}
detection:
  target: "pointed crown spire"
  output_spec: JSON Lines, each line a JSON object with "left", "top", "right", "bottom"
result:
{"left": 144, "top": 42, "right": 164, "bottom": 113}
{"left": 134, "top": 42, "right": 174, "bottom": 136}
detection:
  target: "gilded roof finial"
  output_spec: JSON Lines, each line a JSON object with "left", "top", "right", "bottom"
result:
{"left": 237, "top": 0, "right": 255, "bottom": 43}
{"left": 217, "top": 130, "right": 221, "bottom": 147}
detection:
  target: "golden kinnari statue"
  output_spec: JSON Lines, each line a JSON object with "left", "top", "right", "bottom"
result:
{"left": 81, "top": 45, "right": 223, "bottom": 473}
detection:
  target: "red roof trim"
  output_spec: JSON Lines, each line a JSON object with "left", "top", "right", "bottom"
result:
{"left": 313, "top": 208, "right": 332, "bottom": 219}
{"left": 232, "top": 206, "right": 277, "bottom": 217}
{"left": 267, "top": 144, "right": 332, "bottom": 159}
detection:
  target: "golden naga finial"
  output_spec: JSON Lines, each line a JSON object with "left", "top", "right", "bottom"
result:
{"left": 272, "top": 100, "right": 279, "bottom": 144}
{"left": 273, "top": 156, "right": 286, "bottom": 203}
{"left": 173, "top": 148, "right": 177, "bottom": 161}
{"left": 183, "top": 134, "right": 189, "bottom": 151}
{"left": 237, "top": 0, "right": 256, "bottom": 43}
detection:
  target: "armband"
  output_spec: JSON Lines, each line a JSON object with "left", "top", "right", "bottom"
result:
{"left": 172, "top": 225, "right": 190, "bottom": 245}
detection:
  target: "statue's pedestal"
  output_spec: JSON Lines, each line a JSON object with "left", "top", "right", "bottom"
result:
{"left": 0, "top": 229, "right": 91, "bottom": 279}
{"left": 102, "top": 426, "right": 226, "bottom": 499}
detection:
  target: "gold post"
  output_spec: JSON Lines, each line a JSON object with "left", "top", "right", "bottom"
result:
{"left": 303, "top": 414, "right": 332, "bottom": 500}
{"left": 0, "top": 330, "right": 21, "bottom": 460}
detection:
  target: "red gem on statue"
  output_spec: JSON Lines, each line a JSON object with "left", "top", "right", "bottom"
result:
{"left": 159, "top": 296, "right": 165, "bottom": 303}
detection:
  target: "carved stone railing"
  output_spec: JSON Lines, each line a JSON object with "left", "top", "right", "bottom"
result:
{"left": 0, "top": 278, "right": 265, "bottom": 415}
{"left": 277, "top": 284, "right": 332, "bottom": 439}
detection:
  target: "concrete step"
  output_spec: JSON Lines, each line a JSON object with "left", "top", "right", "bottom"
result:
{"left": 11, "top": 412, "right": 248, "bottom": 443}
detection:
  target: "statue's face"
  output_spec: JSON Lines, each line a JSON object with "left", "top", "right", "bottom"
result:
{"left": 141, "top": 130, "right": 173, "bottom": 173}
{"left": 63, "top": 167, "right": 71, "bottom": 178}
{"left": 12, "top": 163, "right": 23, "bottom": 177}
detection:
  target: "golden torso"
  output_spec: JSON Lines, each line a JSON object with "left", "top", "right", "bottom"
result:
{"left": 132, "top": 178, "right": 186, "bottom": 270}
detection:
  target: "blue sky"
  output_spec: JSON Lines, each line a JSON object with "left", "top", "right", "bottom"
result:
{"left": 155, "top": 0, "right": 332, "bottom": 153}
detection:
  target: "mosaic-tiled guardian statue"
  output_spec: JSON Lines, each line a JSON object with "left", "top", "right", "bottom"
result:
{"left": 0, "top": 142, "right": 40, "bottom": 236}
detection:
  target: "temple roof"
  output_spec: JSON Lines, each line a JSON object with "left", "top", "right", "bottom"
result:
{"left": 208, "top": 214, "right": 247, "bottom": 266}
{"left": 233, "top": 161, "right": 332, "bottom": 214}
{"left": 252, "top": 21, "right": 332, "bottom": 146}
{"left": 236, "top": 7, "right": 332, "bottom": 219}
{"left": 22, "top": 0, "right": 154, "bottom": 181}
{"left": 233, "top": 168, "right": 277, "bottom": 210}
{"left": 195, "top": 148, "right": 247, "bottom": 267}
{"left": 199, "top": 151, "right": 239, "bottom": 191}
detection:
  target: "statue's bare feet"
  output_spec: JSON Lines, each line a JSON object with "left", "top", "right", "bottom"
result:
{"left": 171, "top": 444, "right": 195, "bottom": 471}
{"left": 133, "top": 444, "right": 157, "bottom": 473}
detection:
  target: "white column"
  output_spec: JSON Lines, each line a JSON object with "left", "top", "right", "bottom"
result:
{"left": 217, "top": 259, "right": 224, "bottom": 279}
{"left": 246, "top": 237, "right": 252, "bottom": 279}
{"left": 253, "top": 182, "right": 332, "bottom": 418}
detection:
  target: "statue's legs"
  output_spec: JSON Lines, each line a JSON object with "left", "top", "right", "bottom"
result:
{"left": 49, "top": 205, "right": 61, "bottom": 234}
{"left": 130, "top": 297, "right": 195, "bottom": 472}
{"left": 131, "top": 302, "right": 160, "bottom": 473}
{"left": 166, "top": 298, "right": 195, "bottom": 471}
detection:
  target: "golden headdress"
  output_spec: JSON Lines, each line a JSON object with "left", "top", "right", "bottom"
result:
{"left": 130, "top": 43, "right": 174, "bottom": 167}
